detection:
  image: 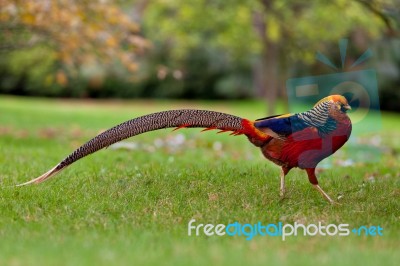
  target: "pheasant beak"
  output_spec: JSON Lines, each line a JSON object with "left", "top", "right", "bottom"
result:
{"left": 344, "top": 104, "right": 352, "bottom": 110}
{"left": 341, "top": 104, "right": 351, "bottom": 112}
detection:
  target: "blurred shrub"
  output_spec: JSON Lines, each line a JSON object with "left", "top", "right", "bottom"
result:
{"left": 1, "top": 0, "right": 399, "bottom": 113}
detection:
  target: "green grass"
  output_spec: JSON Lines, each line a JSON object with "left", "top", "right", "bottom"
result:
{"left": 0, "top": 95, "right": 399, "bottom": 266}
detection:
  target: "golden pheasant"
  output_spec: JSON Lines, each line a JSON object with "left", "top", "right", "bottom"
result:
{"left": 17, "top": 95, "right": 352, "bottom": 204}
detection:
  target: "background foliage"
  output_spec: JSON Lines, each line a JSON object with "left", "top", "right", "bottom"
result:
{"left": 1, "top": 0, "right": 399, "bottom": 112}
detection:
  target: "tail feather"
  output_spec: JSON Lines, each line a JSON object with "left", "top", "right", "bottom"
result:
{"left": 17, "top": 109, "right": 266, "bottom": 186}
{"left": 16, "top": 165, "right": 61, "bottom": 186}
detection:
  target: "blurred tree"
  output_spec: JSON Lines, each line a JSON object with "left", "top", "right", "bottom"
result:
{"left": 0, "top": 0, "right": 149, "bottom": 92}
{"left": 1, "top": 0, "right": 398, "bottom": 110}
{"left": 143, "top": 0, "right": 393, "bottom": 114}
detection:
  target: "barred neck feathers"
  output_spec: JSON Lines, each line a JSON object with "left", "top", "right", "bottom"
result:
{"left": 297, "top": 101, "right": 337, "bottom": 135}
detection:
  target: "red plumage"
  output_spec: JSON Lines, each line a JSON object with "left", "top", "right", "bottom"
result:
{"left": 269, "top": 122, "right": 351, "bottom": 170}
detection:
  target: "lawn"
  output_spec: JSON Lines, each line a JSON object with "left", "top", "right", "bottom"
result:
{"left": 0, "top": 95, "right": 399, "bottom": 266}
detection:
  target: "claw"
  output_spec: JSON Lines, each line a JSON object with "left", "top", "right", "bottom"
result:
{"left": 313, "top": 184, "right": 337, "bottom": 205}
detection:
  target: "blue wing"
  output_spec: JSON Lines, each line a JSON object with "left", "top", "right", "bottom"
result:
{"left": 254, "top": 114, "right": 309, "bottom": 138}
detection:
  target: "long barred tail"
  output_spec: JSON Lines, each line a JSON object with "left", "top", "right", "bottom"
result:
{"left": 17, "top": 109, "right": 259, "bottom": 186}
